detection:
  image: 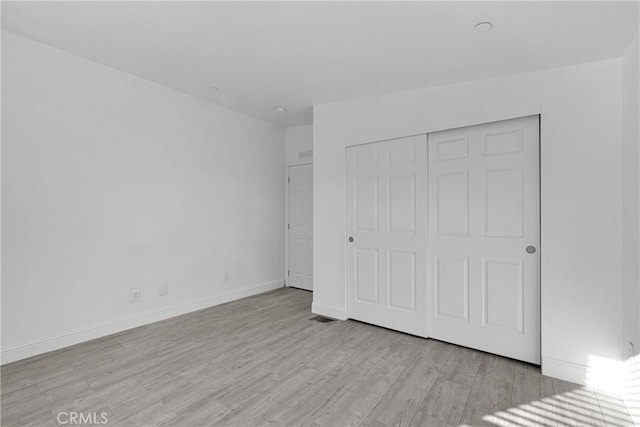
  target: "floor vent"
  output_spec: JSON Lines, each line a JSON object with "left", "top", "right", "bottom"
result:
{"left": 310, "top": 316, "right": 336, "bottom": 323}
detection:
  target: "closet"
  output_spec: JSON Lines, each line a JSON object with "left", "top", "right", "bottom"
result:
{"left": 346, "top": 116, "right": 540, "bottom": 364}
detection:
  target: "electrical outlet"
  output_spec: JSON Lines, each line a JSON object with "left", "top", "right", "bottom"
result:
{"left": 224, "top": 273, "right": 230, "bottom": 283}
{"left": 159, "top": 284, "right": 168, "bottom": 296}
{"left": 131, "top": 288, "right": 141, "bottom": 302}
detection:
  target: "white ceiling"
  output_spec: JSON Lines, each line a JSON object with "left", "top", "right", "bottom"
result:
{"left": 2, "top": 1, "right": 638, "bottom": 127}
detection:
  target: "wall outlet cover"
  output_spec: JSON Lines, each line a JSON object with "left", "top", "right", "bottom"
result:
{"left": 159, "top": 284, "right": 168, "bottom": 296}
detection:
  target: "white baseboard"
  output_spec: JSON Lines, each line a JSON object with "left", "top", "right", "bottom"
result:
{"left": 542, "top": 356, "right": 627, "bottom": 396}
{"left": 311, "top": 302, "right": 347, "bottom": 321}
{"left": 1, "top": 280, "right": 284, "bottom": 365}
{"left": 542, "top": 357, "right": 589, "bottom": 386}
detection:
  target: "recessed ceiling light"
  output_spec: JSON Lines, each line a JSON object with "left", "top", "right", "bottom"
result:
{"left": 474, "top": 21, "right": 493, "bottom": 32}
{"left": 273, "top": 106, "right": 287, "bottom": 113}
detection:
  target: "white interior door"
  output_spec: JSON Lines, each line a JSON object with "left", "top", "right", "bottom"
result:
{"left": 427, "top": 115, "right": 540, "bottom": 364}
{"left": 346, "top": 135, "right": 427, "bottom": 337}
{"left": 288, "top": 164, "right": 313, "bottom": 291}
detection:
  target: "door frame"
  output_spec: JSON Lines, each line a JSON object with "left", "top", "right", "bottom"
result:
{"left": 285, "top": 162, "right": 313, "bottom": 288}
{"left": 343, "top": 114, "right": 542, "bottom": 362}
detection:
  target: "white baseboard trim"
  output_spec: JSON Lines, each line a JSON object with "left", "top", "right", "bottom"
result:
{"left": 542, "top": 356, "right": 627, "bottom": 395}
{"left": 311, "top": 302, "right": 347, "bottom": 321}
{"left": 1, "top": 280, "right": 284, "bottom": 365}
{"left": 623, "top": 355, "right": 640, "bottom": 426}
{"left": 542, "top": 357, "right": 589, "bottom": 386}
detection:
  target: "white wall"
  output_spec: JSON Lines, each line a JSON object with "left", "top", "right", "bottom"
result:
{"left": 1, "top": 31, "right": 285, "bottom": 363}
{"left": 623, "top": 30, "right": 640, "bottom": 359}
{"left": 313, "top": 58, "right": 624, "bottom": 384}
{"left": 285, "top": 125, "right": 313, "bottom": 166}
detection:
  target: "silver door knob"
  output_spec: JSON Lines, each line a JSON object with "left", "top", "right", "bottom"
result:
{"left": 526, "top": 246, "right": 536, "bottom": 254}
{"left": 348, "top": 236, "right": 354, "bottom": 243}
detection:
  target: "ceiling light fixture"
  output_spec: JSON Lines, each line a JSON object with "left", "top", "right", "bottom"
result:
{"left": 474, "top": 21, "right": 493, "bottom": 32}
{"left": 273, "top": 106, "right": 287, "bottom": 113}
{"left": 208, "top": 85, "right": 219, "bottom": 90}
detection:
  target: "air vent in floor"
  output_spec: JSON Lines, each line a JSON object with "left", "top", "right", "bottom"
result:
{"left": 310, "top": 315, "right": 336, "bottom": 323}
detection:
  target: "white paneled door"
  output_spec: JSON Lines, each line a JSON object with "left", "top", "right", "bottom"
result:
{"left": 345, "top": 116, "right": 540, "bottom": 364}
{"left": 427, "top": 116, "right": 540, "bottom": 364}
{"left": 288, "top": 164, "right": 313, "bottom": 291}
{"left": 346, "top": 135, "right": 428, "bottom": 337}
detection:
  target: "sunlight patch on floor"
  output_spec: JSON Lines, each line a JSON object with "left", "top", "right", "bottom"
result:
{"left": 624, "top": 354, "right": 640, "bottom": 425}
{"left": 459, "top": 355, "right": 638, "bottom": 427}
{"left": 461, "top": 389, "right": 632, "bottom": 426}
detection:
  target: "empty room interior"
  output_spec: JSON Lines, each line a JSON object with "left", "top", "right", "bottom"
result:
{"left": 1, "top": 1, "right": 640, "bottom": 426}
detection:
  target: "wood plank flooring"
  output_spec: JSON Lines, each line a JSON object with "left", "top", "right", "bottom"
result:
{"left": 1, "top": 288, "right": 634, "bottom": 426}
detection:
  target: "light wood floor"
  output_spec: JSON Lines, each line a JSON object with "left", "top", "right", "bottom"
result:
{"left": 1, "top": 288, "right": 634, "bottom": 427}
